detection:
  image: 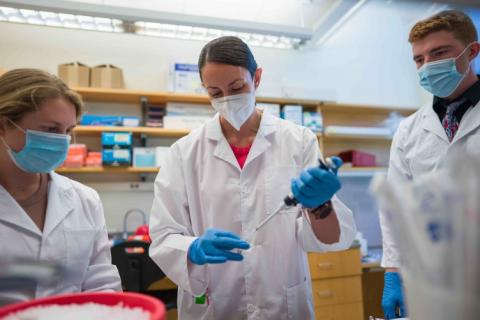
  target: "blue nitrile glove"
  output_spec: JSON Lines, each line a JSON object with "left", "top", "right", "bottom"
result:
{"left": 188, "top": 228, "right": 250, "bottom": 265}
{"left": 290, "top": 156, "right": 343, "bottom": 208}
{"left": 382, "top": 272, "right": 407, "bottom": 319}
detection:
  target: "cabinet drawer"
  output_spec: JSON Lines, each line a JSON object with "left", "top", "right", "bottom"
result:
{"left": 314, "top": 302, "right": 364, "bottom": 320}
{"left": 312, "top": 276, "right": 362, "bottom": 307}
{"left": 308, "top": 248, "right": 361, "bottom": 279}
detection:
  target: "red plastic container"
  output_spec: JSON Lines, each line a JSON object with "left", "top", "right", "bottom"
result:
{"left": 338, "top": 150, "right": 376, "bottom": 167}
{"left": 0, "top": 292, "right": 165, "bottom": 320}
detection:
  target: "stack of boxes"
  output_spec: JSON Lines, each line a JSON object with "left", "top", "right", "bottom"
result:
{"left": 62, "top": 144, "right": 102, "bottom": 168}
{"left": 102, "top": 132, "right": 132, "bottom": 166}
{"left": 58, "top": 62, "right": 124, "bottom": 89}
{"left": 63, "top": 144, "right": 87, "bottom": 168}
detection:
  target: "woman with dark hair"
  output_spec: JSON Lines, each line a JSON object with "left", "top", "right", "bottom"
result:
{"left": 149, "top": 36, "right": 356, "bottom": 319}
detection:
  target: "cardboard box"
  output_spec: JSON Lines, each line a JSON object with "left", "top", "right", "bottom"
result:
{"left": 58, "top": 62, "right": 90, "bottom": 87}
{"left": 91, "top": 64, "right": 124, "bottom": 89}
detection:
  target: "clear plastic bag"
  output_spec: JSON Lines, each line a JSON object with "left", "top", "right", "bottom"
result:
{"left": 370, "top": 150, "right": 480, "bottom": 319}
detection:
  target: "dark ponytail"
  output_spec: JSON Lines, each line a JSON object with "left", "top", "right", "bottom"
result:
{"left": 198, "top": 36, "right": 258, "bottom": 80}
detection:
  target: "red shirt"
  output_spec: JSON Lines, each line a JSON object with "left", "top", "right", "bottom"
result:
{"left": 230, "top": 144, "right": 252, "bottom": 169}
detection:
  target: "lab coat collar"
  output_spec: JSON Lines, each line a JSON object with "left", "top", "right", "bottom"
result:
{"left": 42, "top": 172, "right": 75, "bottom": 238}
{"left": 205, "top": 111, "right": 277, "bottom": 141}
{"left": 205, "top": 111, "right": 277, "bottom": 170}
{"left": 420, "top": 105, "right": 449, "bottom": 143}
{"left": 0, "top": 183, "right": 41, "bottom": 236}
{"left": 451, "top": 100, "right": 480, "bottom": 143}
{"left": 0, "top": 172, "right": 74, "bottom": 237}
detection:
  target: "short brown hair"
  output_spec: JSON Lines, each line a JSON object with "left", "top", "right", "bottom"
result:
{"left": 0, "top": 68, "right": 83, "bottom": 123}
{"left": 409, "top": 10, "right": 478, "bottom": 45}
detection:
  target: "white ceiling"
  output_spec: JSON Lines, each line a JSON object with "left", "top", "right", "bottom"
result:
{"left": 50, "top": 0, "right": 340, "bottom": 29}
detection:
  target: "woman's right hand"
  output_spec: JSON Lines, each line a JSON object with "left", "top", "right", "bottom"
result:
{"left": 188, "top": 228, "right": 250, "bottom": 265}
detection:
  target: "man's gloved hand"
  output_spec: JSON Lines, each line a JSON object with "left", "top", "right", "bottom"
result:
{"left": 382, "top": 272, "right": 407, "bottom": 319}
{"left": 291, "top": 156, "right": 343, "bottom": 208}
{"left": 188, "top": 228, "right": 250, "bottom": 265}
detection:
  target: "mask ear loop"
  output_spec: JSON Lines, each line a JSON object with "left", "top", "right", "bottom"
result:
{"left": 5, "top": 118, "right": 26, "bottom": 134}
{"left": 71, "top": 128, "right": 77, "bottom": 144}
{"left": 0, "top": 118, "right": 26, "bottom": 151}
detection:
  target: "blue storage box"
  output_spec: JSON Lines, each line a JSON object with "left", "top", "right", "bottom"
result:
{"left": 101, "top": 132, "right": 132, "bottom": 147}
{"left": 81, "top": 114, "right": 140, "bottom": 127}
{"left": 133, "top": 147, "right": 156, "bottom": 167}
{"left": 102, "top": 148, "right": 131, "bottom": 166}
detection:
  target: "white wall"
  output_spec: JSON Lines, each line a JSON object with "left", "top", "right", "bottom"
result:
{"left": 0, "top": 0, "right": 444, "bottom": 232}
{"left": 0, "top": 0, "right": 441, "bottom": 108}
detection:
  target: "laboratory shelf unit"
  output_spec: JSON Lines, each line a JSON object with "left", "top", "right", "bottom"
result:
{"left": 61, "top": 87, "right": 417, "bottom": 179}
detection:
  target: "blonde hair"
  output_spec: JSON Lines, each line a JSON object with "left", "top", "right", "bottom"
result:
{"left": 0, "top": 68, "right": 83, "bottom": 123}
{"left": 409, "top": 10, "right": 478, "bottom": 45}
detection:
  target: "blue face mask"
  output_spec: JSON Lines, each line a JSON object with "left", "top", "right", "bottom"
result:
{"left": 418, "top": 43, "right": 474, "bottom": 98}
{"left": 1, "top": 121, "right": 71, "bottom": 173}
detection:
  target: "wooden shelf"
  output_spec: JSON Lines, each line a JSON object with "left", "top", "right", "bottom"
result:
{"left": 320, "top": 102, "right": 417, "bottom": 115}
{"left": 341, "top": 167, "right": 386, "bottom": 172}
{"left": 56, "top": 167, "right": 159, "bottom": 173}
{"left": 72, "top": 87, "right": 323, "bottom": 107}
{"left": 323, "top": 132, "right": 392, "bottom": 142}
{"left": 338, "top": 167, "right": 386, "bottom": 177}
{"left": 74, "top": 125, "right": 190, "bottom": 137}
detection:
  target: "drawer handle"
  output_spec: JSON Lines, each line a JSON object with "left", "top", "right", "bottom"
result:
{"left": 317, "top": 262, "right": 333, "bottom": 269}
{"left": 316, "top": 290, "right": 333, "bottom": 298}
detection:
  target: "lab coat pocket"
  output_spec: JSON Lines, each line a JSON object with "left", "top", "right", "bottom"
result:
{"left": 286, "top": 277, "right": 312, "bottom": 320}
{"left": 62, "top": 228, "right": 96, "bottom": 288}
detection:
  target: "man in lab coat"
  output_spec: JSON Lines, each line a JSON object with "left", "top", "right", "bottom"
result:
{"left": 380, "top": 10, "right": 480, "bottom": 319}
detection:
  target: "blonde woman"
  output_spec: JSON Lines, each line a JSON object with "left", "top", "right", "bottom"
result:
{"left": 0, "top": 69, "right": 121, "bottom": 306}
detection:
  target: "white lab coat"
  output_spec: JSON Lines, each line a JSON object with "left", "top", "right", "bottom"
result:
{"left": 0, "top": 172, "right": 121, "bottom": 306}
{"left": 380, "top": 100, "right": 480, "bottom": 268}
{"left": 149, "top": 112, "right": 356, "bottom": 320}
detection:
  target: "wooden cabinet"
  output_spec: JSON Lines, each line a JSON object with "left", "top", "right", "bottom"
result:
{"left": 309, "top": 248, "right": 364, "bottom": 320}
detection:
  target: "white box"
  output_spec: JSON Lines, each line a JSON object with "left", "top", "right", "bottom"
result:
{"left": 169, "top": 63, "right": 204, "bottom": 94}
{"left": 283, "top": 105, "right": 303, "bottom": 125}
{"left": 133, "top": 147, "right": 156, "bottom": 167}
{"left": 166, "top": 102, "right": 214, "bottom": 116}
{"left": 324, "top": 126, "right": 392, "bottom": 137}
{"left": 257, "top": 103, "right": 280, "bottom": 117}
{"left": 163, "top": 115, "right": 211, "bottom": 130}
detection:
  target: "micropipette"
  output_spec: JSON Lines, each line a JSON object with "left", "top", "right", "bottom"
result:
{"left": 254, "top": 157, "right": 337, "bottom": 232}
